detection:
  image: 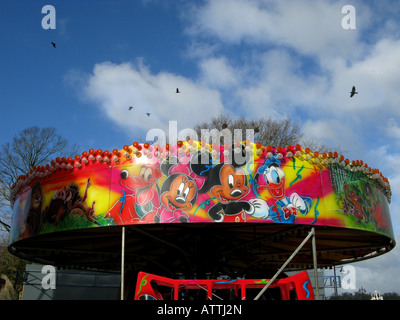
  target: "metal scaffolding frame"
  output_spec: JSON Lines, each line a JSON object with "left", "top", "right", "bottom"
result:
{"left": 119, "top": 226, "right": 320, "bottom": 300}
{"left": 254, "top": 227, "right": 319, "bottom": 300}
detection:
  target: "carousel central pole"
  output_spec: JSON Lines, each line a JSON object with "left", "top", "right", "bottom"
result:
{"left": 121, "top": 226, "right": 126, "bottom": 300}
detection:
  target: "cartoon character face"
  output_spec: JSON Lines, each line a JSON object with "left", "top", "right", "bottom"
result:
{"left": 161, "top": 174, "right": 197, "bottom": 211}
{"left": 261, "top": 163, "right": 286, "bottom": 200}
{"left": 120, "top": 165, "right": 161, "bottom": 206}
{"left": 210, "top": 165, "right": 249, "bottom": 203}
{"left": 30, "top": 185, "right": 42, "bottom": 210}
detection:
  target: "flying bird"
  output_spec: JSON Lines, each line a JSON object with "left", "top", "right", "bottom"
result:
{"left": 128, "top": 106, "right": 133, "bottom": 110}
{"left": 176, "top": 88, "right": 180, "bottom": 93}
{"left": 350, "top": 86, "right": 358, "bottom": 98}
{"left": 51, "top": 42, "right": 56, "bottom": 48}
{"left": 146, "top": 113, "right": 151, "bottom": 117}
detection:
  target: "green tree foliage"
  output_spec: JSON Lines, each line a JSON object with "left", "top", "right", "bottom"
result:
{"left": 0, "top": 235, "right": 28, "bottom": 299}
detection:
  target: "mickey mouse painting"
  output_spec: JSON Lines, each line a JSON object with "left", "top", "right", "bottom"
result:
{"left": 192, "top": 145, "right": 269, "bottom": 222}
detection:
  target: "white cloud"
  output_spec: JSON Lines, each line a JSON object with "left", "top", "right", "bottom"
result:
{"left": 187, "top": 0, "right": 272, "bottom": 44}
{"left": 186, "top": 0, "right": 400, "bottom": 125}
{"left": 324, "top": 38, "right": 400, "bottom": 117}
{"left": 83, "top": 61, "right": 224, "bottom": 136}
{"left": 184, "top": 41, "right": 220, "bottom": 61}
{"left": 197, "top": 48, "right": 329, "bottom": 120}
{"left": 79, "top": 1, "right": 400, "bottom": 148}
{"left": 377, "top": 146, "right": 400, "bottom": 198}
{"left": 198, "top": 57, "right": 239, "bottom": 89}
{"left": 301, "top": 118, "right": 358, "bottom": 151}
{"left": 352, "top": 246, "right": 400, "bottom": 294}
{"left": 188, "top": 0, "right": 366, "bottom": 60}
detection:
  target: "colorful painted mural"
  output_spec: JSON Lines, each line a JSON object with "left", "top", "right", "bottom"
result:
{"left": 9, "top": 141, "right": 394, "bottom": 244}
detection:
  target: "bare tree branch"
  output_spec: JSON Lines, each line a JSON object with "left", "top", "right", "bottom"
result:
{"left": 0, "top": 127, "right": 79, "bottom": 232}
{"left": 193, "top": 114, "right": 304, "bottom": 147}
{"left": 192, "top": 114, "right": 344, "bottom": 157}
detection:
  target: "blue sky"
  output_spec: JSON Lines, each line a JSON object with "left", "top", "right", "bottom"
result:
{"left": 1, "top": 0, "right": 400, "bottom": 295}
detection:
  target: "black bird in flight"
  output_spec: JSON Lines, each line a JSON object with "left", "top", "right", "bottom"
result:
{"left": 146, "top": 113, "right": 151, "bottom": 117}
{"left": 176, "top": 88, "right": 180, "bottom": 93}
{"left": 350, "top": 86, "right": 358, "bottom": 98}
{"left": 51, "top": 42, "right": 56, "bottom": 48}
{"left": 128, "top": 106, "right": 133, "bottom": 110}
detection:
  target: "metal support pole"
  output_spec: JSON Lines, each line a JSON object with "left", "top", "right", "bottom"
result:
{"left": 121, "top": 226, "right": 126, "bottom": 300}
{"left": 254, "top": 228, "right": 315, "bottom": 300}
{"left": 333, "top": 264, "right": 338, "bottom": 298}
{"left": 311, "top": 227, "right": 319, "bottom": 300}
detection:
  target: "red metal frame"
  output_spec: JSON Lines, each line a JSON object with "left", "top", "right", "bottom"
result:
{"left": 134, "top": 271, "right": 314, "bottom": 300}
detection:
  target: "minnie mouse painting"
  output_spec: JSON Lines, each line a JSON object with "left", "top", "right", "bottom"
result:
{"left": 155, "top": 156, "right": 202, "bottom": 223}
